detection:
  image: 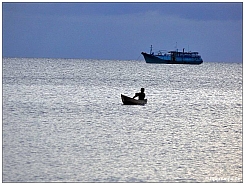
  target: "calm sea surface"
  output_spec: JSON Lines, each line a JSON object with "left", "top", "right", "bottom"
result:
{"left": 3, "top": 58, "right": 242, "bottom": 182}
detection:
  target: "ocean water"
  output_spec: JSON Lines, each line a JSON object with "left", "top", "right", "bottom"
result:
{"left": 3, "top": 58, "right": 242, "bottom": 182}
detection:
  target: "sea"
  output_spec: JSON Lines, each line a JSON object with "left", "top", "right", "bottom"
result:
{"left": 2, "top": 58, "right": 242, "bottom": 182}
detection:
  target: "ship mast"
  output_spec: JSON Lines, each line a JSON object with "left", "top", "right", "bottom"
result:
{"left": 175, "top": 42, "right": 178, "bottom": 51}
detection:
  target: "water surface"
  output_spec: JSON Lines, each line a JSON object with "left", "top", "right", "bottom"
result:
{"left": 3, "top": 58, "right": 242, "bottom": 182}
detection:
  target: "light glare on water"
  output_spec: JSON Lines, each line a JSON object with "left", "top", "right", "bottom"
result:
{"left": 3, "top": 58, "right": 242, "bottom": 182}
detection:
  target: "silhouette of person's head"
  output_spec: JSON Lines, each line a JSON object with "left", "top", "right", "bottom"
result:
{"left": 141, "top": 88, "right": 145, "bottom": 93}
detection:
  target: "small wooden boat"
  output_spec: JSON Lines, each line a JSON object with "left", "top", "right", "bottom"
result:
{"left": 121, "top": 94, "right": 147, "bottom": 105}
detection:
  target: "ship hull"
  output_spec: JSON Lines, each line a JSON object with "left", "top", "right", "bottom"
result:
{"left": 141, "top": 52, "right": 203, "bottom": 65}
{"left": 121, "top": 94, "right": 147, "bottom": 105}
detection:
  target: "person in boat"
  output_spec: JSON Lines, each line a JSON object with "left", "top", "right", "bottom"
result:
{"left": 133, "top": 88, "right": 145, "bottom": 100}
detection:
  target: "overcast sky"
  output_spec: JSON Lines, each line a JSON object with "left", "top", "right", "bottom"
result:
{"left": 3, "top": 2, "right": 243, "bottom": 62}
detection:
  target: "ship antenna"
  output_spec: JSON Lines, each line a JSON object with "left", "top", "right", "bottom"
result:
{"left": 150, "top": 45, "right": 153, "bottom": 54}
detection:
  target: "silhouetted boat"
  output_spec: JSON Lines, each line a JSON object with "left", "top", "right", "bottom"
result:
{"left": 121, "top": 94, "right": 147, "bottom": 105}
{"left": 142, "top": 45, "right": 203, "bottom": 65}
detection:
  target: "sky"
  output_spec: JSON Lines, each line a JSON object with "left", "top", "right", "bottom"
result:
{"left": 2, "top": 2, "right": 243, "bottom": 62}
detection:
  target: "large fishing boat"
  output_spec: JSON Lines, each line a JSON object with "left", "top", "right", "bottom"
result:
{"left": 141, "top": 45, "right": 203, "bottom": 65}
